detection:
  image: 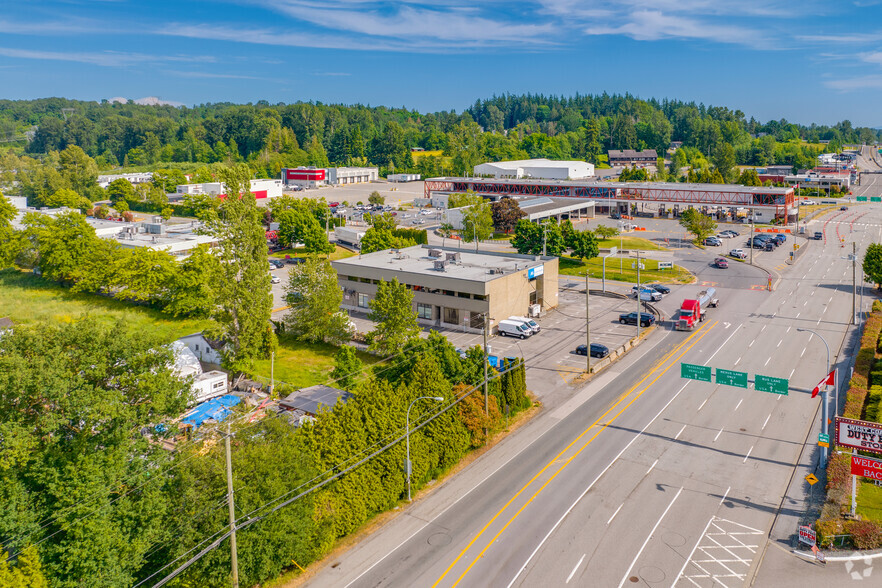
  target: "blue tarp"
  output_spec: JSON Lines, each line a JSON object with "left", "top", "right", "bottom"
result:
{"left": 181, "top": 395, "right": 241, "bottom": 429}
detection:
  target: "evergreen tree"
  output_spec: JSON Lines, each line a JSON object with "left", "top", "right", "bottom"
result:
{"left": 367, "top": 278, "right": 420, "bottom": 356}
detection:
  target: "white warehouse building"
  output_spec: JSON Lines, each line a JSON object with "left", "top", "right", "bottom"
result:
{"left": 473, "top": 159, "right": 594, "bottom": 181}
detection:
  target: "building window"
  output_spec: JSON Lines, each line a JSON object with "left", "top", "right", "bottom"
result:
{"left": 443, "top": 290, "right": 455, "bottom": 297}
{"left": 458, "top": 292, "right": 471, "bottom": 299}
{"left": 417, "top": 303, "right": 433, "bottom": 320}
{"left": 358, "top": 293, "right": 370, "bottom": 308}
{"left": 469, "top": 313, "right": 485, "bottom": 330}
{"left": 474, "top": 294, "right": 487, "bottom": 301}
{"left": 444, "top": 307, "right": 459, "bottom": 324}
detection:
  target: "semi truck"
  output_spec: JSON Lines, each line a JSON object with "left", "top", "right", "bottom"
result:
{"left": 334, "top": 226, "right": 366, "bottom": 249}
{"left": 675, "top": 287, "right": 719, "bottom": 331}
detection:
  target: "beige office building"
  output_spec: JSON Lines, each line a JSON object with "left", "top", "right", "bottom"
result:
{"left": 331, "top": 245, "right": 559, "bottom": 334}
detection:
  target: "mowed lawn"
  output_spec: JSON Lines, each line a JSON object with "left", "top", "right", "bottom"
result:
{"left": 559, "top": 256, "right": 692, "bottom": 284}
{"left": 0, "top": 269, "right": 212, "bottom": 342}
{"left": 250, "top": 336, "right": 376, "bottom": 390}
{"left": 597, "top": 236, "right": 665, "bottom": 251}
{"left": 269, "top": 245, "right": 356, "bottom": 261}
{"left": 857, "top": 480, "right": 882, "bottom": 522}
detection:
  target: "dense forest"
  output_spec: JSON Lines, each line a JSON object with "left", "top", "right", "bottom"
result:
{"left": 0, "top": 94, "right": 878, "bottom": 203}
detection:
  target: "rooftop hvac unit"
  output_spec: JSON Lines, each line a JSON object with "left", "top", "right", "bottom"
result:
{"left": 151, "top": 215, "right": 163, "bottom": 224}
{"left": 445, "top": 252, "right": 461, "bottom": 263}
{"left": 428, "top": 249, "right": 442, "bottom": 258}
{"left": 433, "top": 260, "right": 447, "bottom": 271}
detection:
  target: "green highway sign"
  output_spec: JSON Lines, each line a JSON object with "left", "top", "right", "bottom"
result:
{"left": 857, "top": 196, "right": 868, "bottom": 202}
{"left": 755, "top": 374, "right": 789, "bottom": 395}
{"left": 872, "top": 197, "right": 882, "bottom": 203}
{"left": 681, "top": 363, "right": 712, "bottom": 382}
{"left": 819, "top": 433, "right": 830, "bottom": 448}
{"left": 716, "top": 368, "right": 748, "bottom": 388}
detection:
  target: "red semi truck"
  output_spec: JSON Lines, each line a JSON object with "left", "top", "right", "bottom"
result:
{"left": 676, "top": 288, "right": 719, "bottom": 331}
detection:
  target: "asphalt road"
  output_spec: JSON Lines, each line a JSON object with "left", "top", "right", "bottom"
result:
{"left": 299, "top": 202, "right": 882, "bottom": 588}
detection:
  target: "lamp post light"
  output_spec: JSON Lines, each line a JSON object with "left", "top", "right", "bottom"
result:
{"left": 406, "top": 396, "right": 444, "bottom": 502}
{"left": 797, "top": 328, "right": 831, "bottom": 468}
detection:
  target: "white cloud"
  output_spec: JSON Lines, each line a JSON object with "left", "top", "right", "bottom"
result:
{"left": 825, "top": 75, "right": 882, "bottom": 90}
{"left": 585, "top": 10, "right": 770, "bottom": 48}
{"left": 0, "top": 46, "right": 216, "bottom": 67}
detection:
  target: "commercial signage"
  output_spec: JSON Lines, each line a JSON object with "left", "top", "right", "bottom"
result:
{"left": 851, "top": 455, "right": 882, "bottom": 481}
{"left": 873, "top": 196, "right": 882, "bottom": 203}
{"left": 527, "top": 266, "right": 544, "bottom": 280}
{"left": 658, "top": 261, "right": 674, "bottom": 270}
{"left": 285, "top": 168, "right": 326, "bottom": 181}
{"left": 836, "top": 417, "right": 882, "bottom": 455}
{"left": 716, "top": 368, "right": 748, "bottom": 388}
{"left": 798, "top": 525, "right": 817, "bottom": 546}
{"left": 857, "top": 196, "right": 868, "bottom": 202}
{"left": 755, "top": 374, "right": 789, "bottom": 395}
{"left": 681, "top": 363, "right": 712, "bottom": 382}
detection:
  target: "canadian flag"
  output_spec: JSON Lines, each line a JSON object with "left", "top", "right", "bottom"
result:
{"left": 812, "top": 370, "right": 835, "bottom": 398}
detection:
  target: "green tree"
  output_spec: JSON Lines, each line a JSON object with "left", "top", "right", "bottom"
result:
{"left": 863, "top": 243, "right": 882, "bottom": 288}
{"left": 368, "top": 191, "right": 385, "bottom": 205}
{"left": 367, "top": 211, "right": 397, "bottom": 232}
{"left": 42, "top": 188, "right": 91, "bottom": 210}
{"left": 276, "top": 209, "right": 332, "bottom": 254}
{"left": 165, "top": 244, "right": 217, "bottom": 317}
{"left": 447, "top": 190, "right": 483, "bottom": 209}
{"left": 105, "top": 178, "right": 136, "bottom": 205}
{"left": 594, "top": 225, "right": 619, "bottom": 239}
{"left": 331, "top": 345, "right": 363, "bottom": 390}
{"left": 679, "top": 208, "right": 718, "bottom": 242}
{"left": 737, "top": 168, "right": 762, "bottom": 186}
{"left": 712, "top": 143, "right": 737, "bottom": 182}
{"left": 160, "top": 206, "right": 174, "bottom": 220}
{"left": 0, "top": 195, "right": 22, "bottom": 268}
{"left": 284, "top": 257, "right": 350, "bottom": 344}
{"left": 367, "top": 278, "right": 420, "bottom": 356}
{"left": 460, "top": 201, "right": 493, "bottom": 245}
{"left": 490, "top": 198, "right": 525, "bottom": 233}
{"left": 202, "top": 164, "right": 275, "bottom": 371}
{"left": 438, "top": 222, "right": 455, "bottom": 246}
{"left": 58, "top": 145, "right": 98, "bottom": 198}
{"left": 570, "top": 230, "right": 599, "bottom": 261}
{"left": 22, "top": 211, "right": 100, "bottom": 284}
{"left": 0, "top": 545, "right": 48, "bottom": 588}
{"left": 152, "top": 168, "right": 187, "bottom": 193}
{"left": 511, "top": 219, "right": 564, "bottom": 256}
{"left": 0, "top": 318, "right": 190, "bottom": 587}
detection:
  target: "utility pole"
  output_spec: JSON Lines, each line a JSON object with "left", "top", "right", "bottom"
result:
{"left": 852, "top": 241, "right": 857, "bottom": 325}
{"left": 585, "top": 273, "right": 590, "bottom": 373}
{"left": 636, "top": 249, "right": 641, "bottom": 340}
{"left": 483, "top": 313, "right": 489, "bottom": 441}
{"left": 224, "top": 422, "right": 239, "bottom": 588}
{"left": 749, "top": 210, "right": 755, "bottom": 265}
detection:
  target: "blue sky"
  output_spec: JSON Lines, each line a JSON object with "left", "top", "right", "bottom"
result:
{"left": 2, "top": 1, "right": 882, "bottom": 126}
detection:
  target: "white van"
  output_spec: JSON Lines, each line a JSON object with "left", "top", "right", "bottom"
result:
{"left": 508, "top": 316, "right": 540, "bottom": 334}
{"left": 498, "top": 319, "right": 533, "bottom": 339}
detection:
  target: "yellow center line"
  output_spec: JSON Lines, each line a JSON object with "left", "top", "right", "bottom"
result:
{"left": 431, "top": 321, "right": 717, "bottom": 588}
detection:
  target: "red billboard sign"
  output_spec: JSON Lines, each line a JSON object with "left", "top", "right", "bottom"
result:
{"left": 285, "top": 168, "right": 325, "bottom": 181}
{"left": 851, "top": 455, "right": 882, "bottom": 481}
{"left": 835, "top": 417, "right": 882, "bottom": 455}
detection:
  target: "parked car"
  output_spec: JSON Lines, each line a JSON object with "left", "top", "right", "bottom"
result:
{"left": 841, "top": 206, "right": 848, "bottom": 211}
{"left": 610, "top": 212, "right": 622, "bottom": 219}
{"left": 498, "top": 319, "right": 533, "bottom": 339}
{"left": 271, "top": 275, "right": 281, "bottom": 284}
{"left": 714, "top": 257, "right": 729, "bottom": 268}
{"left": 719, "top": 230, "right": 739, "bottom": 238}
{"left": 631, "top": 286, "right": 662, "bottom": 301}
{"left": 814, "top": 231, "right": 824, "bottom": 240}
{"left": 771, "top": 234, "right": 787, "bottom": 245}
{"left": 576, "top": 343, "right": 610, "bottom": 358}
{"left": 646, "top": 283, "right": 671, "bottom": 295}
{"left": 270, "top": 260, "right": 284, "bottom": 269}
{"left": 703, "top": 237, "right": 722, "bottom": 246}
{"left": 619, "top": 312, "right": 655, "bottom": 327}
{"left": 802, "top": 200, "right": 817, "bottom": 206}
{"left": 730, "top": 249, "right": 748, "bottom": 259}
{"left": 508, "top": 316, "right": 540, "bottom": 333}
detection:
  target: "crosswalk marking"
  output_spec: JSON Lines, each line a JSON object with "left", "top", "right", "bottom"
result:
{"left": 676, "top": 517, "right": 764, "bottom": 588}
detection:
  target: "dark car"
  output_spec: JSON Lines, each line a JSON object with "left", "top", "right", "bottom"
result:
{"left": 772, "top": 234, "right": 787, "bottom": 245}
{"left": 610, "top": 212, "right": 622, "bottom": 219}
{"left": 841, "top": 206, "right": 848, "bottom": 211}
{"left": 703, "top": 237, "right": 722, "bottom": 246}
{"left": 814, "top": 231, "right": 824, "bottom": 240}
{"left": 714, "top": 257, "right": 729, "bottom": 268}
{"left": 646, "top": 283, "right": 671, "bottom": 295}
{"left": 619, "top": 312, "right": 655, "bottom": 327}
{"left": 576, "top": 343, "right": 611, "bottom": 358}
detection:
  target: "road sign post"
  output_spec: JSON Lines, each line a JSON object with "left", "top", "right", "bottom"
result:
{"left": 716, "top": 368, "right": 748, "bottom": 388}
{"left": 755, "top": 374, "right": 789, "bottom": 395}
{"left": 818, "top": 433, "right": 830, "bottom": 448}
{"left": 681, "top": 363, "right": 712, "bottom": 382}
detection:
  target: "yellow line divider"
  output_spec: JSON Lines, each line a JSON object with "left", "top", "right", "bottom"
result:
{"left": 433, "top": 320, "right": 718, "bottom": 588}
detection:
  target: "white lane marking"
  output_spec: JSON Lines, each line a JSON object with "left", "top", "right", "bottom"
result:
{"left": 796, "top": 312, "right": 801, "bottom": 318}
{"left": 748, "top": 340, "right": 754, "bottom": 348}
{"left": 675, "top": 425, "right": 687, "bottom": 440}
{"left": 566, "top": 554, "right": 586, "bottom": 584}
{"left": 698, "top": 398, "right": 708, "bottom": 412}
{"left": 786, "top": 327, "right": 791, "bottom": 333}
{"left": 672, "top": 515, "right": 715, "bottom": 588}
{"left": 789, "top": 368, "right": 795, "bottom": 379}
{"left": 762, "top": 414, "right": 771, "bottom": 430}
{"left": 777, "top": 340, "right": 782, "bottom": 348}
{"left": 734, "top": 357, "right": 741, "bottom": 366}
{"left": 804, "top": 300, "right": 808, "bottom": 306}
{"left": 646, "top": 459, "right": 659, "bottom": 476}
{"left": 617, "top": 487, "right": 684, "bottom": 588}
{"left": 743, "top": 446, "right": 754, "bottom": 463}
{"left": 735, "top": 399, "right": 743, "bottom": 411}
{"left": 760, "top": 325, "right": 766, "bottom": 332}
{"left": 811, "top": 291, "right": 815, "bottom": 296}
{"left": 764, "top": 357, "right": 771, "bottom": 366}
{"left": 719, "top": 486, "right": 731, "bottom": 505}
{"left": 607, "top": 504, "right": 624, "bottom": 526}
{"left": 801, "top": 347, "right": 806, "bottom": 357}
{"left": 714, "top": 428, "right": 723, "bottom": 442}
{"left": 829, "top": 296, "right": 834, "bottom": 303}
{"left": 817, "top": 317, "right": 822, "bottom": 325}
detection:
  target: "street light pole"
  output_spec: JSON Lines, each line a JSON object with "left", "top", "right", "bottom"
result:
{"left": 636, "top": 249, "right": 641, "bottom": 340}
{"left": 853, "top": 242, "right": 857, "bottom": 325}
{"left": 797, "top": 328, "right": 831, "bottom": 468}
{"left": 406, "top": 396, "right": 444, "bottom": 502}
{"left": 586, "top": 273, "right": 590, "bottom": 373}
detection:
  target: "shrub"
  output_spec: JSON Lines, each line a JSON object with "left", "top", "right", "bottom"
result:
{"left": 816, "top": 519, "right": 843, "bottom": 548}
{"left": 845, "top": 520, "right": 882, "bottom": 549}
{"left": 865, "top": 385, "right": 882, "bottom": 422}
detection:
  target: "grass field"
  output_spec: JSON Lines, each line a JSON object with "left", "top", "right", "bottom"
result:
{"left": 857, "top": 480, "right": 882, "bottom": 522}
{"left": 598, "top": 236, "right": 665, "bottom": 251}
{"left": 0, "top": 269, "right": 212, "bottom": 342}
{"left": 269, "top": 246, "right": 356, "bottom": 261}
{"left": 250, "top": 335, "right": 376, "bottom": 391}
{"left": 558, "top": 256, "right": 692, "bottom": 283}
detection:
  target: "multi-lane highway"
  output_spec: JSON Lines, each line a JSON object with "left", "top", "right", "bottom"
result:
{"left": 302, "top": 202, "right": 880, "bottom": 588}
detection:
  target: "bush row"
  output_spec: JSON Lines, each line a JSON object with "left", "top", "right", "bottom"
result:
{"left": 391, "top": 227, "right": 428, "bottom": 245}
{"left": 818, "top": 301, "right": 882, "bottom": 548}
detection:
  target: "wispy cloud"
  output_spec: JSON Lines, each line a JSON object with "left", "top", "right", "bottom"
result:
{"left": 0, "top": 46, "right": 216, "bottom": 67}
{"left": 165, "top": 70, "right": 265, "bottom": 80}
{"left": 585, "top": 10, "right": 771, "bottom": 48}
{"left": 825, "top": 75, "right": 882, "bottom": 90}
{"left": 313, "top": 71, "right": 351, "bottom": 76}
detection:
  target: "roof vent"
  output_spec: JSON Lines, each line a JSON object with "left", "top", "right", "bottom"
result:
{"left": 434, "top": 260, "right": 447, "bottom": 271}
{"left": 428, "top": 249, "right": 442, "bottom": 258}
{"left": 445, "top": 252, "right": 461, "bottom": 263}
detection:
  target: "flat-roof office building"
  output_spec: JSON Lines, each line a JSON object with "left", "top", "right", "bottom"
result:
{"left": 331, "top": 245, "right": 559, "bottom": 334}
